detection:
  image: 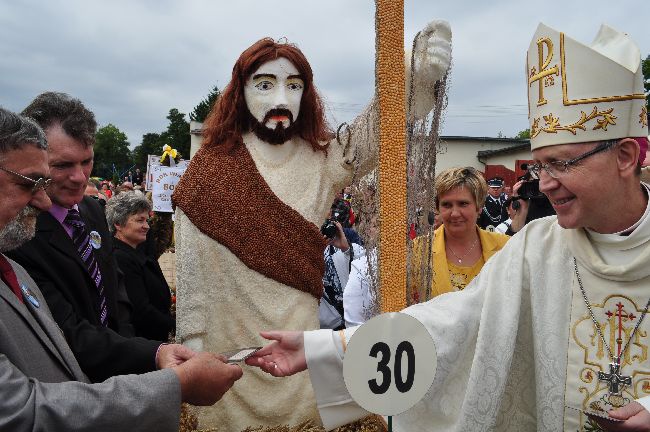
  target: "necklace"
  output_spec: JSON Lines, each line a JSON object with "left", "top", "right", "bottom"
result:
{"left": 447, "top": 237, "right": 479, "bottom": 263}
{"left": 573, "top": 258, "right": 650, "bottom": 405}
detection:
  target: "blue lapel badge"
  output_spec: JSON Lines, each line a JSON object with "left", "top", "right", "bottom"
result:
{"left": 21, "top": 285, "right": 40, "bottom": 308}
{"left": 89, "top": 230, "right": 102, "bottom": 249}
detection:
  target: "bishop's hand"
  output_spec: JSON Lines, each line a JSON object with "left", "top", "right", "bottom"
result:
{"left": 245, "top": 331, "right": 307, "bottom": 377}
{"left": 407, "top": 19, "right": 452, "bottom": 120}
{"left": 592, "top": 401, "right": 650, "bottom": 431}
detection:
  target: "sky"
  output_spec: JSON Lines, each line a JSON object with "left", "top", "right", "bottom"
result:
{"left": 1, "top": 0, "right": 648, "bottom": 149}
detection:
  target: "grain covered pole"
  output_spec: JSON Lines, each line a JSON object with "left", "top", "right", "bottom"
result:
{"left": 375, "top": 0, "right": 406, "bottom": 312}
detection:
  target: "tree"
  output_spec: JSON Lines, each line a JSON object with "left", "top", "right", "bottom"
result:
{"left": 190, "top": 85, "right": 221, "bottom": 122}
{"left": 132, "top": 132, "right": 165, "bottom": 169}
{"left": 161, "top": 108, "right": 191, "bottom": 159}
{"left": 93, "top": 124, "right": 132, "bottom": 179}
{"left": 515, "top": 129, "right": 530, "bottom": 139}
{"left": 643, "top": 54, "right": 649, "bottom": 112}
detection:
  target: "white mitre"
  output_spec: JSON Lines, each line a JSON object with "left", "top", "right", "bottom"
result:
{"left": 527, "top": 23, "right": 648, "bottom": 150}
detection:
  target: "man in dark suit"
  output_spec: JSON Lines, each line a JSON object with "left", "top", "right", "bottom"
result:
{"left": 0, "top": 107, "right": 242, "bottom": 430}
{"left": 7, "top": 92, "right": 184, "bottom": 382}
{"left": 478, "top": 176, "right": 509, "bottom": 230}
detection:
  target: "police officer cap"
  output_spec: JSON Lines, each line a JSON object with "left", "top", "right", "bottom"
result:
{"left": 487, "top": 177, "right": 504, "bottom": 188}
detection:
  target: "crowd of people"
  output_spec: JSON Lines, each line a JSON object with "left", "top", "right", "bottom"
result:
{"left": 0, "top": 19, "right": 649, "bottom": 432}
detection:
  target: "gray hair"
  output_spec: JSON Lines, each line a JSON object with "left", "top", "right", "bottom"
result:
{"left": 105, "top": 191, "right": 152, "bottom": 234}
{"left": 0, "top": 107, "right": 47, "bottom": 157}
{"left": 21, "top": 92, "right": 97, "bottom": 147}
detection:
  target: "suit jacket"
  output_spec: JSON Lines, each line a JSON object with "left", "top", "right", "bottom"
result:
{"left": 114, "top": 238, "right": 174, "bottom": 341}
{"left": 0, "top": 255, "right": 181, "bottom": 431}
{"left": 7, "top": 196, "right": 161, "bottom": 382}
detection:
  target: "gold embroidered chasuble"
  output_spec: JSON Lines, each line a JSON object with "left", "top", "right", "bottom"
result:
{"left": 563, "top": 195, "right": 650, "bottom": 430}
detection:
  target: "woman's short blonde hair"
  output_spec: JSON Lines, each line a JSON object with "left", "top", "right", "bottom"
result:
{"left": 434, "top": 167, "right": 487, "bottom": 209}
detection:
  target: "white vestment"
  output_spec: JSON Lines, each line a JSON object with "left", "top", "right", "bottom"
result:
{"left": 305, "top": 189, "right": 650, "bottom": 431}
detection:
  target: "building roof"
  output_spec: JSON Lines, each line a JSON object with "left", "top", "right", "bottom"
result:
{"left": 477, "top": 142, "right": 531, "bottom": 158}
{"left": 441, "top": 136, "right": 530, "bottom": 144}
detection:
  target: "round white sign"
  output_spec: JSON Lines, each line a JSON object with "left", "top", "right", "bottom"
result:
{"left": 342, "top": 312, "right": 437, "bottom": 416}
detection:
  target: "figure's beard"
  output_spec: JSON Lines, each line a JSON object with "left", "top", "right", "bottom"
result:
{"left": 249, "top": 108, "right": 297, "bottom": 145}
{"left": 0, "top": 206, "right": 40, "bottom": 252}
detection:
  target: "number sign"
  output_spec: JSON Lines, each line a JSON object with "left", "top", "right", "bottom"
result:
{"left": 343, "top": 312, "right": 436, "bottom": 416}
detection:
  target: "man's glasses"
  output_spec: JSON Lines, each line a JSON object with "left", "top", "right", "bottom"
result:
{"left": 527, "top": 140, "right": 617, "bottom": 179}
{"left": 0, "top": 166, "right": 52, "bottom": 193}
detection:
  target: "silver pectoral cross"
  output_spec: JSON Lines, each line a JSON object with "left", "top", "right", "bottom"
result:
{"left": 598, "top": 359, "right": 632, "bottom": 396}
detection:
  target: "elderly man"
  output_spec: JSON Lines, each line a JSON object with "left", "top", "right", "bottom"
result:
{"left": 8, "top": 92, "right": 188, "bottom": 382}
{"left": 247, "top": 23, "right": 650, "bottom": 432}
{"left": 0, "top": 107, "right": 242, "bottom": 431}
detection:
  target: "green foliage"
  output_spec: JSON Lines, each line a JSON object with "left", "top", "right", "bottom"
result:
{"left": 189, "top": 85, "right": 221, "bottom": 122}
{"left": 643, "top": 54, "right": 649, "bottom": 111}
{"left": 515, "top": 129, "right": 531, "bottom": 139}
{"left": 132, "top": 132, "right": 165, "bottom": 169}
{"left": 93, "top": 124, "right": 132, "bottom": 179}
{"left": 133, "top": 108, "right": 190, "bottom": 172}
{"left": 161, "top": 108, "right": 190, "bottom": 159}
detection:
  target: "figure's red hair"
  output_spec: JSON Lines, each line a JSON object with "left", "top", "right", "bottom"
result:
{"left": 202, "top": 38, "right": 332, "bottom": 153}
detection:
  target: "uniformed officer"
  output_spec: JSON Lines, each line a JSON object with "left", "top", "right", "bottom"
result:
{"left": 478, "top": 176, "right": 509, "bottom": 230}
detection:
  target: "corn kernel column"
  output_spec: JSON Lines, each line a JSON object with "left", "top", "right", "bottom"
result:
{"left": 375, "top": 0, "right": 406, "bottom": 312}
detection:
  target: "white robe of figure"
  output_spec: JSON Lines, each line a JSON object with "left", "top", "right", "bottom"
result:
{"left": 305, "top": 187, "right": 650, "bottom": 431}
{"left": 175, "top": 132, "right": 358, "bottom": 428}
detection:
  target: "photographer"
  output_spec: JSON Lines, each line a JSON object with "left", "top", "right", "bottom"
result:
{"left": 319, "top": 198, "right": 364, "bottom": 330}
{"left": 507, "top": 167, "right": 556, "bottom": 234}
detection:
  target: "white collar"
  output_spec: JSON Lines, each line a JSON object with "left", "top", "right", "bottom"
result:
{"left": 567, "top": 183, "right": 650, "bottom": 280}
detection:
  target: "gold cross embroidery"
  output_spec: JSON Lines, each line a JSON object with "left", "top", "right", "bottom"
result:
{"left": 529, "top": 37, "right": 559, "bottom": 107}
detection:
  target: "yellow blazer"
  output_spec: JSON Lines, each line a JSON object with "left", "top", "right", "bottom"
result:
{"left": 411, "top": 225, "right": 510, "bottom": 300}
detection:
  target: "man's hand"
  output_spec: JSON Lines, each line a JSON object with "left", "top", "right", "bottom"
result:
{"left": 592, "top": 401, "right": 650, "bottom": 431}
{"left": 173, "top": 352, "right": 243, "bottom": 406}
{"left": 156, "top": 343, "right": 196, "bottom": 369}
{"left": 244, "top": 331, "right": 306, "bottom": 377}
{"left": 326, "top": 221, "right": 349, "bottom": 252}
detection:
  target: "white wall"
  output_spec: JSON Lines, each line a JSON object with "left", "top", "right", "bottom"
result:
{"left": 189, "top": 120, "right": 203, "bottom": 159}
{"left": 436, "top": 138, "right": 526, "bottom": 173}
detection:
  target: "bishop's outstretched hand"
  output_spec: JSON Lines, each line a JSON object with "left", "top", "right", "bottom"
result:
{"left": 245, "top": 331, "right": 307, "bottom": 377}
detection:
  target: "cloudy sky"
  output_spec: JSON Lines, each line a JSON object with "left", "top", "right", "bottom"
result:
{"left": 1, "top": 0, "right": 648, "bottom": 148}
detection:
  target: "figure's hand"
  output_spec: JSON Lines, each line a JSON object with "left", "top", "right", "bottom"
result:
{"left": 244, "top": 331, "right": 306, "bottom": 377}
{"left": 156, "top": 343, "right": 196, "bottom": 369}
{"left": 407, "top": 20, "right": 452, "bottom": 120}
{"left": 173, "top": 352, "right": 243, "bottom": 406}
{"left": 413, "top": 20, "right": 452, "bottom": 82}
{"left": 592, "top": 401, "right": 650, "bottom": 431}
{"left": 327, "top": 221, "right": 349, "bottom": 251}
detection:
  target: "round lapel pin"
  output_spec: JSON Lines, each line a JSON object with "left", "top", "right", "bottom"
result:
{"left": 89, "top": 230, "right": 102, "bottom": 249}
{"left": 21, "top": 285, "right": 40, "bottom": 308}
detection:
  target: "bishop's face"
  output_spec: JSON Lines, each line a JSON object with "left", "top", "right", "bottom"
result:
{"left": 244, "top": 57, "right": 304, "bottom": 137}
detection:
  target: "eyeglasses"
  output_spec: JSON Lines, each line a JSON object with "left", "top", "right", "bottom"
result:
{"left": 0, "top": 166, "right": 52, "bottom": 193}
{"left": 527, "top": 140, "right": 616, "bottom": 179}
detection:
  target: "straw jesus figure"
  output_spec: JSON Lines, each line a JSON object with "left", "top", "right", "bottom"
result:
{"left": 172, "top": 21, "right": 451, "bottom": 430}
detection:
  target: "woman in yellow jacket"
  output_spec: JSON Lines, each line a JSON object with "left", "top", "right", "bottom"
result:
{"left": 412, "top": 167, "right": 510, "bottom": 300}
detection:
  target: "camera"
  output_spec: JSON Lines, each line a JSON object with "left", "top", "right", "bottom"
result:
{"left": 321, "top": 199, "right": 350, "bottom": 239}
{"left": 320, "top": 219, "right": 339, "bottom": 239}
{"left": 518, "top": 163, "right": 543, "bottom": 200}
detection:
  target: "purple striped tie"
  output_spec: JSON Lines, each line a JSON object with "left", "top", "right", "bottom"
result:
{"left": 64, "top": 209, "right": 108, "bottom": 326}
